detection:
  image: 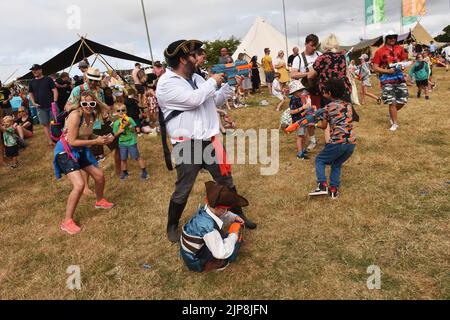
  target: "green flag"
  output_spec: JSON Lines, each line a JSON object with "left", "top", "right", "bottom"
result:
{"left": 365, "top": 0, "right": 385, "bottom": 25}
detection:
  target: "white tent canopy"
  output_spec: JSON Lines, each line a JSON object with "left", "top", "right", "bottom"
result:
{"left": 232, "top": 17, "right": 297, "bottom": 85}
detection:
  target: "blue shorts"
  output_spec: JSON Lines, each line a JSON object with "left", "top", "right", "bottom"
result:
{"left": 119, "top": 144, "right": 140, "bottom": 161}
{"left": 265, "top": 72, "right": 274, "bottom": 83}
{"left": 55, "top": 149, "right": 95, "bottom": 175}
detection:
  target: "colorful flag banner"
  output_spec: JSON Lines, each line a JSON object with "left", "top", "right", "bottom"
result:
{"left": 365, "top": 0, "right": 385, "bottom": 25}
{"left": 402, "top": 0, "right": 426, "bottom": 25}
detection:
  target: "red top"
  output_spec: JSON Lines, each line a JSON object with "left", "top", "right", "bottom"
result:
{"left": 373, "top": 45, "right": 408, "bottom": 85}
{"left": 373, "top": 44, "right": 408, "bottom": 69}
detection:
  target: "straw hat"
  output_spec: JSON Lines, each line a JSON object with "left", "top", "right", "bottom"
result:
{"left": 288, "top": 80, "right": 306, "bottom": 94}
{"left": 86, "top": 67, "right": 102, "bottom": 81}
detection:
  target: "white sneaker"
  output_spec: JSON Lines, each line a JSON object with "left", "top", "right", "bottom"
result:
{"left": 389, "top": 123, "right": 399, "bottom": 131}
{"left": 306, "top": 141, "right": 317, "bottom": 152}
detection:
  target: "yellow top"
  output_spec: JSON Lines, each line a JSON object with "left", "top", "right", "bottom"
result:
{"left": 261, "top": 55, "right": 273, "bottom": 72}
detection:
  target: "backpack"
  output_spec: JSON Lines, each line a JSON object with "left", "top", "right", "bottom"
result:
{"left": 280, "top": 108, "right": 292, "bottom": 129}
{"left": 300, "top": 52, "right": 320, "bottom": 95}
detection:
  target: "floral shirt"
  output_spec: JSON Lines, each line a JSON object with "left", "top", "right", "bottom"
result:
{"left": 324, "top": 99, "right": 356, "bottom": 145}
{"left": 372, "top": 45, "right": 408, "bottom": 86}
{"left": 313, "top": 52, "right": 352, "bottom": 100}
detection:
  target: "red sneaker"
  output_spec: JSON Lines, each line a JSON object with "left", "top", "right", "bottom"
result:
{"left": 95, "top": 198, "right": 114, "bottom": 209}
{"left": 60, "top": 219, "right": 81, "bottom": 235}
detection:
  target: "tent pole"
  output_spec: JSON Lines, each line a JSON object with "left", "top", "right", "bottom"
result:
{"left": 68, "top": 38, "right": 85, "bottom": 74}
{"left": 282, "top": 0, "right": 289, "bottom": 56}
{"left": 140, "top": 0, "right": 155, "bottom": 64}
{"left": 98, "top": 54, "right": 129, "bottom": 85}
{"left": 83, "top": 39, "right": 128, "bottom": 84}
{"left": 83, "top": 41, "right": 112, "bottom": 72}
{"left": 91, "top": 53, "right": 100, "bottom": 67}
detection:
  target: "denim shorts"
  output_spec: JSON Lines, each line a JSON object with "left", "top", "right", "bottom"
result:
{"left": 296, "top": 126, "right": 306, "bottom": 136}
{"left": 119, "top": 144, "right": 140, "bottom": 161}
{"left": 37, "top": 107, "right": 54, "bottom": 126}
{"left": 55, "top": 150, "right": 94, "bottom": 175}
{"left": 265, "top": 71, "right": 274, "bottom": 83}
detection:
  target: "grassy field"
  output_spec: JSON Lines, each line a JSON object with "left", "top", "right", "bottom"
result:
{"left": 0, "top": 68, "right": 449, "bottom": 300}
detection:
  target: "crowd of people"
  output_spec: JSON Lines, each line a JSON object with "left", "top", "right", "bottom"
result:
{"left": 1, "top": 31, "right": 449, "bottom": 272}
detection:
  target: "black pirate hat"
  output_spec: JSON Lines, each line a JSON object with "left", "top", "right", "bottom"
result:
{"left": 164, "top": 39, "right": 203, "bottom": 60}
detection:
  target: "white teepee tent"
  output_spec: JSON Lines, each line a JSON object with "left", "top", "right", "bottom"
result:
{"left": 232, "top": 17, "right": 297, "bottom": 85}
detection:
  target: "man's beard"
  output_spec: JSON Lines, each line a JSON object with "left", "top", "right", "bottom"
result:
{"left": 184, "top": 60, "right": 196, "bottom": 78}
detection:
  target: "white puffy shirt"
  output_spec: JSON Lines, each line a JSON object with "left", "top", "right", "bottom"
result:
{"left": 156, "top": 69, "right": 233, "bottom": 144}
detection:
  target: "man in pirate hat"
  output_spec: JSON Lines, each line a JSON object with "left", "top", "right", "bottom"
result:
{"left": 156, "top": 39, "right": 257, "bottom": 243}
{"left": 180, "top": 181, "right": 247, "bottom": 272}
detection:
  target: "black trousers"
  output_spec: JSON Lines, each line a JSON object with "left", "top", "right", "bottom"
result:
{"left": 171, "top": 140, "right": 235, "bottom": 204}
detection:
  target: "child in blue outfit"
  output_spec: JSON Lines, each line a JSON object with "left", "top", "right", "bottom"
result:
{"left": 408, "top": 53, "right": 430, "bottom": 100}
{"left": 180, "top": 181, "right": 247, "bottom": 272}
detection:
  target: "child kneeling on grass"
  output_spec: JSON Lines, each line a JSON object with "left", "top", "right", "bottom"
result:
{"left": 113, "top": 103, "right": 149, "bottom": 180}
{"left": 309, "top": 78, "right": 356, "bottom": 199}
{"left": 180, "top": 181, "right": 247, "bottom": 272}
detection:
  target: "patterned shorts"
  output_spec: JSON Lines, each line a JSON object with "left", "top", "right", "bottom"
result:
{"left": 381, "top": 83, "right": 408, "bottom": 105}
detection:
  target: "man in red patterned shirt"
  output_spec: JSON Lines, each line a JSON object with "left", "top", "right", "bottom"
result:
{"left": 372, "top": 31, "right": 409, "bottom": 131}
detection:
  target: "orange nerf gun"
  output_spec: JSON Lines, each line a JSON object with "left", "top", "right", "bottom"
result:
{"left": 228, "top": 222, "right": 244, "bottom": 242}
{"left": 285, "top": 106, "right": 324, "bottom": 133}
{"left": 119, "top": 114, "right": 130, "bottom": 130}
{"left": 211, "top": 60, "right": 252, "bottom": 86}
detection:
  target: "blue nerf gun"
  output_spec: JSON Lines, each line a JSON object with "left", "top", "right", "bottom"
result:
{"left": 285, "top": 107, "right": 324, "bottom": 132}
{"left": 211, "top": 60, "right": 252, "bottom": 86}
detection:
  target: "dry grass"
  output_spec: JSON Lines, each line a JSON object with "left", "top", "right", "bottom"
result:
{"left": 0, "top": 69, "right": 449, "bottom": 300}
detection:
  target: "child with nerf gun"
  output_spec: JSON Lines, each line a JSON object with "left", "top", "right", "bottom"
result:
{"left": 112, "top": 103, "right": 149, "bottom": 181}
{"left": 286, "top": 80, "right": 312, "bottom": 160}
{"left": 308, "top": 78, "right": 356, "bottom": 199}
{"left": 180, "top": 181, "right": 246, "bottom": 272}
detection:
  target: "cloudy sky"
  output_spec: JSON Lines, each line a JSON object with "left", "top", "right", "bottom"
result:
{"left": 1, "top": 0, "right": 449, "bottom": 82}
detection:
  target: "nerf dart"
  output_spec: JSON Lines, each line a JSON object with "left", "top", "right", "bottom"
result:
{"left": 211, "top": 60, "right": 252, "bottom": 86}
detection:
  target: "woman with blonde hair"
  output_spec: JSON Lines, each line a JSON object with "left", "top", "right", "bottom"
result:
{"left": 53, "top": 91, "right": 115, "bottom": 235}
{"left": 307, "top": 34, "right": 358, "bottom": 142}
{"left": 308, "top": 33, "right": 353, "bottom": 105}
{"left": 275, "top": 50, "right": 290, "bottom": 87}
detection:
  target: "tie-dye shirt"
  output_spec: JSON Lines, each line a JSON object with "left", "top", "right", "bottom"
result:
{"left": 324, "top": 100, "right": 356, "bottom": 144}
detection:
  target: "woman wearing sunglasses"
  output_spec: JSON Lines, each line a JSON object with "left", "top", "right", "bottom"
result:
{"left": 53, "top": 91, "right": 115, "bottom": 235}
{"left": 13, "top": 107, "right": 33, "bottom": 139}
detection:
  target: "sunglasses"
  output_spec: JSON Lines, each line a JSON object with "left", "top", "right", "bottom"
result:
{"left": 117, "top": 109, "right": 127, "bottom": 113}
{"left": 81, "top": 101, "right": 97, "bottom": 108}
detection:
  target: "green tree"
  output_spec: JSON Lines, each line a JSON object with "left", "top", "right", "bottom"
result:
{"left": 203, "top": 37, "right": 241, "bottom": 67}
{"left": 434, "top": 25, "right": 450, "bottom": 43}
